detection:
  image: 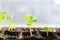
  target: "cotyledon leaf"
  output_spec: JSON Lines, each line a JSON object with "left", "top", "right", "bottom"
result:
{"left": 8, "top": 26, "right": 16, "bottom": 31}
{"left": 0, "top": 15, "right": 4, "bottom": 20}
{"left": 43, "top": 27, "right": 49, "bottom": 32}
{"left": 1, "top": 11, "right": 7, "bottom": 15}
{"left": 6, "top": 17, "right": 11, "bottom": 20}
{"left": 32, "top": 19, "right": 37, "bottom": 22}
{"left": 8, "top": 20, "right": 12, "bottom": 25}
{"left": 27, "top": 23, "right": 31, "bottom": 27}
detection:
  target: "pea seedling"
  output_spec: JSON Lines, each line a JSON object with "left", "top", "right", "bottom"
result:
{"left": 6, "top": 15, "right": 16, "bottom": 31}
{"left": 23, "top": 16, "right": 37, "bottom": 36}
{"left": 43, "top": 26, "right": 49, "bottom": 36}
{"left": 0, "top": 11, "right": 7, "bottom": 30}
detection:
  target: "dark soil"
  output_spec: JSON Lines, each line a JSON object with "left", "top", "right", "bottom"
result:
{"left": 4, "top": 30, "right": 20, "bottom": 37}
{"left": 6, "top": 38, "right": 17, "bottom": 40}
{"left": 39, "top": 32, "right": 57, "bottom": 39}
{"left": 22, "top": 31, "right": 37, "bottom": 36}
{"left": 0, "top": 28, "right": 60, "bottom": 40}
{"left": 0, "top": 38, "right": 5, "bottom": 40}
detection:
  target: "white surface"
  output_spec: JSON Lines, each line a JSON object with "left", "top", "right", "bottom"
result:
{"left": 1, "top": 24, "right": 60, "bottom": 28}
{"left": 53, "top": 0, "right": 60, "bottom": 4}
{"left": 0, "top": 0, "right": 60, "bottom": 27}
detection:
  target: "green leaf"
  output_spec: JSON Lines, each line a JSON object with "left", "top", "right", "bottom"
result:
{"left": 6, "top": 16, "right": 13, "bottom": 24}
{"left": 27, "top": 23, "right": 31, "bottom": 27}
{"left": 28, "top": 21, "right": 32, "bottom": 23}
{"left": 8, "top": 26, "right": 16, "bottom": 31}
{"left": 23, "top": 15, "right": 37, "bottom": 27}
{"left": 0, "top": 15, "right": 4, "bottom": 20}
{"left": 29, "top": 16, "right": 33, "bottom": 20}
{"left": 43, "top": 27, "right": 49, "bottom": 36}
{"left": 23, "top": 16, "right": 28, "bottom": 21}
{"left": 27, "top": 16, "right": 33, "bottom": 20}
{"left": 2, "top": 11, "right": 7, "bottom": 15}
{"left": 43, "top": 27, "right": 48, "bottom": 32}
{"left": 32, "top": 19, "right": 37, "bottom": 22}
{"left": 26, "top": 16, "right": 33, "bottom": 22}
{"left": 6, "top": 17, "right": 11, "bottom": 20}
{"left": 8, "top": 20, "right": 12, "bottom": 25}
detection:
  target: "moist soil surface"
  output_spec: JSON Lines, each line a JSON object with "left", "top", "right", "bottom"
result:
{"left": 0, "top": 28, "right": 60, "bottom": 40}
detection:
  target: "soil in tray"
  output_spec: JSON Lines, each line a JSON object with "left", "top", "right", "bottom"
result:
{"left": 4, "top": 30, "right": 20, "bottom": 37}
{"left": 6, "top": 38, "right": 17, "bottom": 40}
{"left": 55, "top": 32, "right": 60, "bottom": 36}
{"left": 0, "top": 38, "right": 5, "bottom": 40}
{"left": 22, "top": 36, "right": 45, "bottom": 40}
{"left": 22, "top": 31, "right": 36, "bottom": 36}
{"left": 39, "top": 32, "right": 57, "bottom": 39}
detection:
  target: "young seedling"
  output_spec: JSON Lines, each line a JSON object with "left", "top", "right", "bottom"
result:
{"left": 23, "top": 16, "right": 37, "bottom": 36}
{"left": 0, "top": 11, "right": 7, "bottom": 30}
{"left": 43, "top": 26, "right": 49, "bottom": 37}
{"left": 6, "top": 15, "right": 16, "bottom": 31}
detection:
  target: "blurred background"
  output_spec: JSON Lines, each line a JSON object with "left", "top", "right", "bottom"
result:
{"left": 0, "top": 0, "right": 60, "bottom": 28}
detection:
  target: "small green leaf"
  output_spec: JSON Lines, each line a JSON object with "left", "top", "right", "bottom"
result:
{"left": 6, "top": 17, "right": 11, "bottom": 20}
{"left": 43, "top": 27, "right": 48, "bottom": 32}
{"left": 0, "top": 15, "right": 4, "bottom": 20}
{"left": 29, "top": 16, "right": 33, "bottom": 20}
{"left": 27, "top": 16, "right": 33, "bottom": 21}
{"left": 23, "top": 16, "right": 28, "bottom": 21}
{"left": 8, "top": 20, "right": 12, "bottom": 25}
{"left": 27, "top": 23, "right": 31, "bottom": 27}
{"left": 2, "top": 11, "right": 7, "bottom": 15}
{"left": 43, "top": 27, "right": 49, "bottom": 36}
{"left": 8, "top": 26, "right": 16, "bottom": 31}
{"left": 26, "top": 16, "right": 32, "bottom": 23}
{"left": 32, "top": 19, "right": 37, "bottom": 22}
{"left": 6, "top": 16, "right": 13, "bottom": 25}
{"left": 28, "top": 21, "right": 32, "bottom": 23}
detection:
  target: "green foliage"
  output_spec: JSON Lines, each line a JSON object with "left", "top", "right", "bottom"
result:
{"left": 32, "top": 19, "right": 37, "bottom": 22}
{"left": 23, "top": 15, "right": 37, "bottom": 36}
{"left": 8, "top": 26, "right": 16, "bottom": 31}
{"left": 6, "top": 15, "right": 16, "bottom": 30}
{"left": 8, "top": 20, "right": 12, "bottom": 25}
{"left": 6, "top": 17, "right": 12, "bottom": 25}
{"left": 23, "top": 16, "right": 37, "bottom": 27}
{"left": 0, "top": 11, "right": 7, "bottom": 30}
{"left": 43, "top": 26, "right": 49, "bottom": 36}
{"left": 1, "top": 11, "right": 7, "bottom": 15}
{"left": 27, "top": 23, "right": 31, "bottom": 27}
{"left": 43, "top": 27, "right": 48, "bottom": 32}
{"left": 6, "top": 17, "right": 11, "bottom": 20}
{"left": 0, "top": 15, "right": 4, "bottom": 20}
{"left": 0, "top": 11, "right": 7, "bottom": 21}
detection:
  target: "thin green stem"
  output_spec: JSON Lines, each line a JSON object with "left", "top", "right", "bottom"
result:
{"left": 29, "top": 27, "right": 32, "bottom": 36}
{"left": 47, "top": 32, "right": 48, "bottom": 37}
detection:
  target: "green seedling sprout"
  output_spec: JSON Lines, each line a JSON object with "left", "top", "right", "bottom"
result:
{"left": 0, "top": 11, "right": 7, "bottom": 30}
{"left": 0, "top": 11, "right": 7, "bottom": 21}
{"left": 6, "top": 15, "right": 16, "bottom": 31}
{"left": 43, "top": 26, "right": 49, "bottom": 36}
{"left": 23, "top": 16, "right": 37, "bottom": 36}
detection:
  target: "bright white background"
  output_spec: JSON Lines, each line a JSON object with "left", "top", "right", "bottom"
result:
{"left": 0, "top": 0, "right": 60, "bottom": 28}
